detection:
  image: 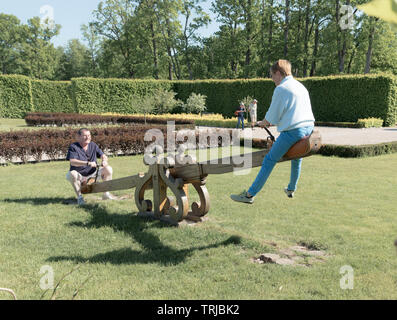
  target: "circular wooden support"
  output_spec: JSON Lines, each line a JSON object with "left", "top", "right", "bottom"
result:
{"left": 190, "top": 179, "right": 210, "bottom": 217}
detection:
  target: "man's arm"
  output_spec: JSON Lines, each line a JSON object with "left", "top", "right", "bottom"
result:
{"left": 257, "top": 119, "right": 273, "bottom": 128}
{"left": 70, "top": 159, "right": 97, "bottom": 167}
{"left": 101, "top": 154, "right": 109, "bottom": 167}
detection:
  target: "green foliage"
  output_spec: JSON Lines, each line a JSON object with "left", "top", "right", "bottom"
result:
{"left": 0, "top": 74, "right": 33, "bottom": 118}
{"left": 72, "top": 78, "right": 173, "bottom": 114}
{"left": 31, "top": 80, "right": 75, "bottom": 113}
{"left": 319, "top": 142, "right": 397, "bottom": 158}
{"left": 20, "top": 17, "right": 61, "bottom": 80}
{"left": 2, "top": 74, "right": 397, "bottom": 126}
{"left": 181, "top": 92, "right": 207, "bottom": 114}
{"left": 301, "top": 74, "right": 397, "bottom": 126}
{"left": 356, "top": 117, "right": 384, "bottom": 128}
{"left": 315, "top": 121, "right": 362, "bottom": 128}
{"left": 194, "top": 118, "right": 238, "bottom": 128}
{"left": 173, "top": 79, "right": 275, "bottom": 120}
{"left": 240, "top": 95, "right": 254, "bottom": 108}
{"left": 173, "top": 75, "right": 397, "bottom": 126}
{"left": 151, "top": 88, "right": 182, "bottom": 114}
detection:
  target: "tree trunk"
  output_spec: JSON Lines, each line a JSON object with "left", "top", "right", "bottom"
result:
{"left": 310, "top": 24, "right": 320, "bottom": 76}
{"left": 150, "top": 21, "right": 159, "bottom": 79}
{"left": 244, "top": 0, "right": 253, "bottom": 78}
{"left": 266, "top": 0, "right": 274, "bottom": 77}
{"left": 335, "top": 0, "right": 343, "bottom": 72}
{"left": 337, "top": 0, "right": 351, "bottom": 73}
{"left": 364, "top": 17, "right": 378, "bottom": 74}
{"left": 284, "top": 0, "right": 290, "bottom": 59}
{"left": 302, "top": 0, "right": 311, "bottom": 77}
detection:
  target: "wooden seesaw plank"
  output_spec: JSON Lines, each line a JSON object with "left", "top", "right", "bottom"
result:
{"left": 82, "top": 173, "right": 152, "bottom": 194}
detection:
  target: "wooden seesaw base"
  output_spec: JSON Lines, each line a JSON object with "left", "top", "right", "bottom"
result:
{"left": 81, "top": 130, "right": 322, "bottom": 226}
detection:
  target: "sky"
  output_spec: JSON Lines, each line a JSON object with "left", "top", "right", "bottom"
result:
{"left": 0, "top": 0, "right": 220, "bottom": 47}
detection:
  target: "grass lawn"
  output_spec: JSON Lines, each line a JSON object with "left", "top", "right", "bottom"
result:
{"left": 0, "top": 118, "right": 33, "bottom": 131}
{"left": 0, "top": 150, "right": 397, "bottom": 300}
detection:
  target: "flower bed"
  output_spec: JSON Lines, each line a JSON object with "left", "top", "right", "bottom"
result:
{"left": 0, "top": 125, "right": 234, "bottom": 164}
{"left": 24, "top": 112, "right": 195, "bottom": 127}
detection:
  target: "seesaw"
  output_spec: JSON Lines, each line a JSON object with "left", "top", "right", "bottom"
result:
{"left": 81, "top": 130, "right": 322, "bottom": 225}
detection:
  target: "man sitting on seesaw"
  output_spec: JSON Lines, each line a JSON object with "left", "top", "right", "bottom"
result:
{"left": 66, "top": 128, "right": 116, "bottom": 205}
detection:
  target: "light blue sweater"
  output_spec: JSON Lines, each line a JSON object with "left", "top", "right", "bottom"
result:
{"left": 265, "top": 76, "right": 315, "bottom": 132}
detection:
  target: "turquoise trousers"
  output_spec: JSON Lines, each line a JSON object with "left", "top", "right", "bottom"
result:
{"left": 248, "top": 125, "right": 314, "bottom": 196}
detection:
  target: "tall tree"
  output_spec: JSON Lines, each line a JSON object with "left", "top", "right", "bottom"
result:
{"left": 91, "top": 0, "right": 142, "bottom": 78}
{"left": 81, "top": 23, "right": 102, "bottom": 77}
{"left": 0, "top": 14, "right": 23, "bottom": 75}
{"left": 180, "top": 0, "right": 210, "bottom": 79}
{"left": 20, "top": 16, "right": 61, "bottom": 79}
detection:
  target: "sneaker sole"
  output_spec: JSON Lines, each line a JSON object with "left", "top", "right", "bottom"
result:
{"left": 230, "top": 195, "right": 254, "bottom": 204}
{"left": 284, "top": 189, "right": 294, "bottom": 198}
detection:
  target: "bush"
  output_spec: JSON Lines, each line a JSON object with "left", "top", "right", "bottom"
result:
{"left": 356, "top": 118, "right": 384, "bottom": 128}
{"left": 315, "top": 121, "right": 362, "bottom": 128}
{"left": 151, "top": 88, "right": 182, "bottom": 114}
{"left": 0, "top": 75, "right": 33, "bottom": 118}
{"left": 319, "top": 142, "right": 397, "bottom": 158}
{"left": 173, "top": 79, "right": 274, "bottom": 120}
{"left": 181, "top": 93, "right": 207, "bottom": 114}
{"left": 0, "top": 125, "right": 171, "bottom": 164}
{"left": 24, "top": 112, "right": 195, "bottom": 127}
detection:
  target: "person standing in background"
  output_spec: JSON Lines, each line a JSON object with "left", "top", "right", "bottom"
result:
{"left": 248, "top": 99, "right": 258, "bottom": 129}
{"left": 235, "top": 102, "right": 246, "bottom": 130}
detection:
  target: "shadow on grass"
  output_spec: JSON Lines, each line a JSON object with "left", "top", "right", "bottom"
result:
{"left": 3, "top": 197, "right": 242, "bottom": 266}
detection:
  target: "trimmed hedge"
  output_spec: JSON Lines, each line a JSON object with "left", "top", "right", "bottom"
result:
{"left": 0, "top": 75, "right": 33, "bottom": 118}
{"left": 173, "top": 74, "right": 397, "bottom": 126}
{"left": 302, "top": 75, "right": 397, "bottom": 126}
{"left": 31, "top": 80, "right": 76, "bottom": 113}
{"left": 0, "top": 125, "right": 180, "bottom": 164}
{"left": 0, "top": 126, "right": 225, "bottom": 164}
{"left": 1, "top": 74, "right": 396, "bottom": 127}
{"left": 318, "top": 142, "right": 397, "bottom": 158}
{"left": 72, "top": 78, "right": 173, "bottom": 114}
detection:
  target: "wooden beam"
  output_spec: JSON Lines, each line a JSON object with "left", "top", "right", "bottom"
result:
{"left": 84, "top": 173, "right": 152, "bottom": 194}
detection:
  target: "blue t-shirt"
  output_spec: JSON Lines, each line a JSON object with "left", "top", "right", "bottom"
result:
{"left": 66, "top": 141, "right": 104, "bottom": 176}
{"left": 237, "top": 106, "right": 245, "bottom": 118}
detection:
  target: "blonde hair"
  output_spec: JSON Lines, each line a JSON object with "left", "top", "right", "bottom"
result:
{"left": 270, "top": 60, "right": 292, "bottom": 77}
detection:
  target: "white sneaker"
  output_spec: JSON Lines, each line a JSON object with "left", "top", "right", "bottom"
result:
{"left": 284, "top": 188, "right": 294, "bottom": 198}
{"left": 102, "top": 193, "right": 117, "bottom": 200}
{"left": 77, "top": 196, "right": 85, "bottom": 205}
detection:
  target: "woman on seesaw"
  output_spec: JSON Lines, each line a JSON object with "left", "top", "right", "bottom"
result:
{"left": 231, "top": 59, "right": 315, "bottom": 204}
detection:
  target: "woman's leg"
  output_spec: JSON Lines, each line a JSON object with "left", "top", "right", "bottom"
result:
{"left": 248, "top": 125, "right": 314, "bottom": 197}
{"left": 248, "top": 131, "right": 295, "bottom": 196}
{"left": 288, "top": 159, "right": 302, "bottom": 191}
{"left": 287, "top": 126, "right": 314, "bottom": 191}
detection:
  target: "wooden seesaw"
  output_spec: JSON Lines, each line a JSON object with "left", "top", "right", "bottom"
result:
{"left": 81, "top": 129, "right": 322, "bottom": 226}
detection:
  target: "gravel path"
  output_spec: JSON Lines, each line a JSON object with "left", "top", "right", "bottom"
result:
{"left": 225, "top": 126, "right": 397, "bottom": 146}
